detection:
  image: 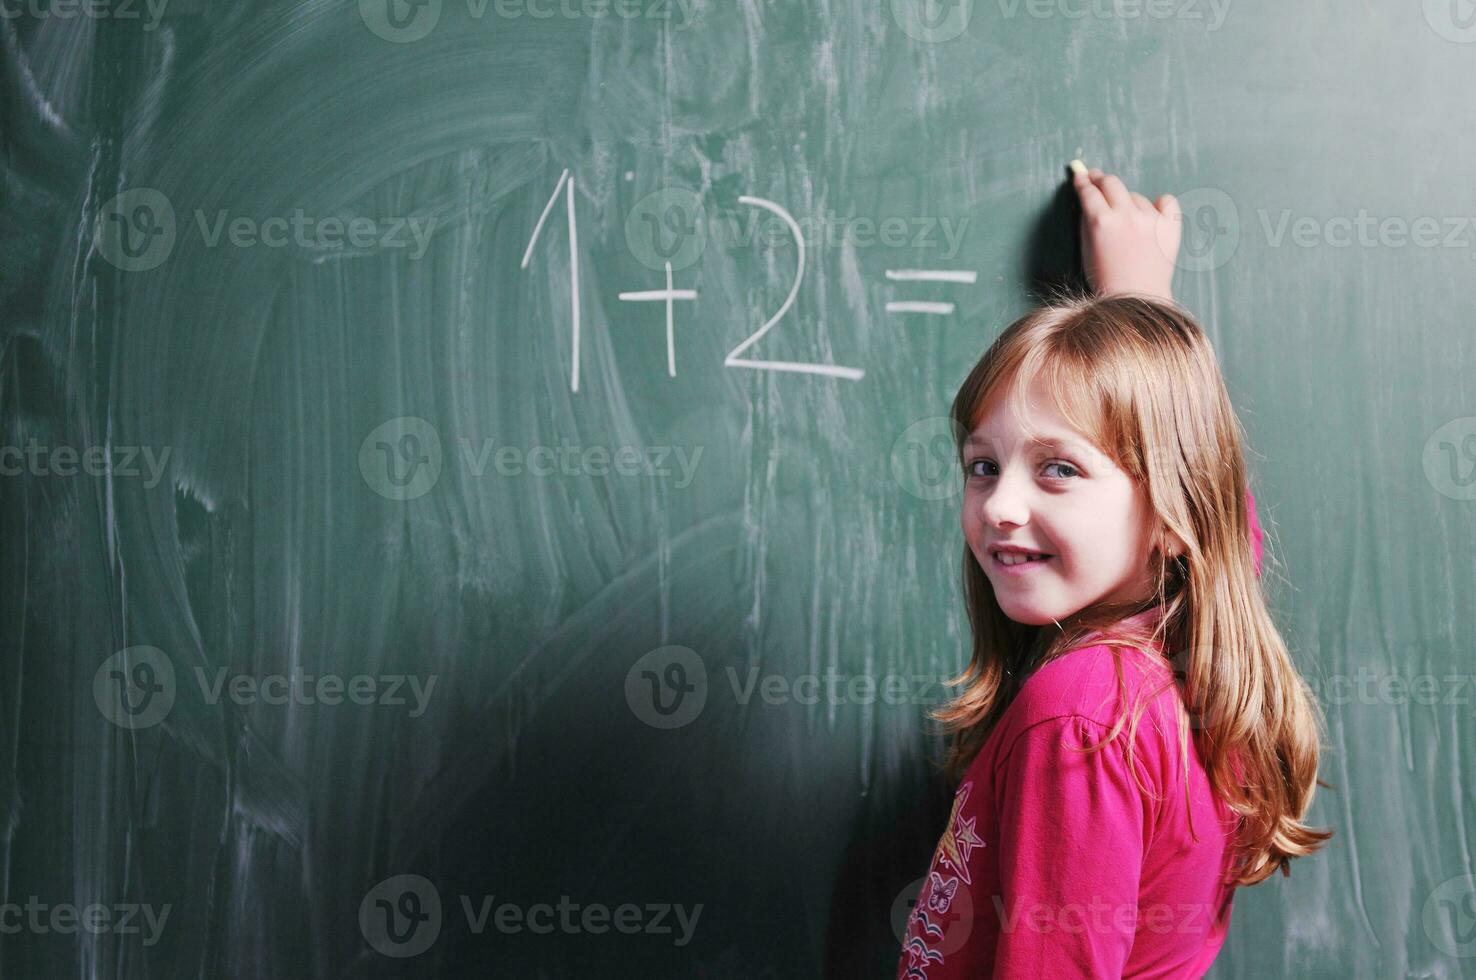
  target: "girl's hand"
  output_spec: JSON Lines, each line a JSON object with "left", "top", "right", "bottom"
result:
{"left": 1073, "top": 166, "right": 1181, "bottom": 302}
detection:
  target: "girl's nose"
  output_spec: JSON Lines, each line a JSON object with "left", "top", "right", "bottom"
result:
{"left": 979, "top": 472, "right": 1030, "bottom": 529}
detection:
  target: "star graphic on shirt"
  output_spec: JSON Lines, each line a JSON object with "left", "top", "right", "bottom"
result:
{"left": 935, "top": 782, "right": 983, "bottom": 885}
{"left": 952, "top": 813, "right": 982, "bottom": 865}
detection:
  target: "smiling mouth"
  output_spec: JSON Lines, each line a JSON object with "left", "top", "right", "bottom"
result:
{"left": 992, "top": 552, "right": 1054, "bottom": 568}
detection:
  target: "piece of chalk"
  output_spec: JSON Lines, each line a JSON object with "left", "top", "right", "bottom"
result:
{"left": 1069, "top": 159, "right": 1088, "bottom": 176}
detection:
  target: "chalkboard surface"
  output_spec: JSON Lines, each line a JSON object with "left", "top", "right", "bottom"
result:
{"left": 4, "top": 1, "right": 1476, "bottom": 976}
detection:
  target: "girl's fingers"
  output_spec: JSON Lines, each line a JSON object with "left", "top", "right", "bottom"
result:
{"left": 1097, "top": 173, "right": 1133, "bottom": 209}
{"left": 1073, "top": 168, "right": 1108, "bottom": 217}
{"left": 1075, "top": 165, "right": 1177, "bottom": 224}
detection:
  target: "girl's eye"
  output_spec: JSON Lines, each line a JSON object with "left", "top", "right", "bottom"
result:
{"left": 1043, "top": 460, "right": 1080, "bottom": 479}
{"left": 966, "top": 459, "right": 1080, "bottom": 479}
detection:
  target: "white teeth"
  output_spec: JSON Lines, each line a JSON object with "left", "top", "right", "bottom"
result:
{"left": 997, "top": 552, "right": 1049, "bottom": 566}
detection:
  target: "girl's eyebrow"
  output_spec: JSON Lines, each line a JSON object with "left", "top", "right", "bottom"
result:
{"left": 964, "top": 433, "right": 1089, "bottom": 454}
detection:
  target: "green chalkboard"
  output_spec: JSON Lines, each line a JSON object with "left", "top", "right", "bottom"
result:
{"left": 3, "top": 0, "right": 1475, "bottom": 976}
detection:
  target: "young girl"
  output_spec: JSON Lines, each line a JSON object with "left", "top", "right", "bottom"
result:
{"left": 896, "top": 167, "right": 1333, "bottom": 978}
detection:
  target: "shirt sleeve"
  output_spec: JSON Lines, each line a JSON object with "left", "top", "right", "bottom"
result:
{"left": 991, "top": 715, "right": 1153, "bottom": 978}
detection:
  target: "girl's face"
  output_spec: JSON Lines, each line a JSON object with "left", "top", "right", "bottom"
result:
{"left": 961, "top": 372, "right": 1161, "bottom": 626}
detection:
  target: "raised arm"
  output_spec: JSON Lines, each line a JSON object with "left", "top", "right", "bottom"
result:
{"left": 1070, "top": 160, "right": 1180, "bottom": 302}
{"left": 1070, "top": 162, "right": 1266, "bottom": 579}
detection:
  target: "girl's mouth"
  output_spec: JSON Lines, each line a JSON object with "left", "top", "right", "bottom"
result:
{"left": 992, "top": 552, "right": 1055, "bottom": 575}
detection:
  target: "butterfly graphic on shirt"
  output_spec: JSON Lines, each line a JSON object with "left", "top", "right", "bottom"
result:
{"left": 926, "top": 871, "right": 958, "bottom": 914}
{"left": 905, "top": 871, "right": 958, "bottom": 952}
{"left": 933, "top": 780, "right": 984, "bottom": 885}
{"left": 898, "top": 781, "right": 986, "bottom": 972}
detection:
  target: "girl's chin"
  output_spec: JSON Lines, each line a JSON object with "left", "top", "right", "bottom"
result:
{"left": 1000, "top": 606, "right": 1061, "bottom": 627}
{"left": 997, "top": 613, "right": 1056, "bottom": 628}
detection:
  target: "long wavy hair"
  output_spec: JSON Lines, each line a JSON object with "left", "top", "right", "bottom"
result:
{"left": 932, "top": 293, "right": 1332, "bottom": 887}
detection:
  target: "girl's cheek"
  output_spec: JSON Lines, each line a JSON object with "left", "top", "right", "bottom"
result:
{"left": 959, "top": 495, "right": 980, "bottom": 532}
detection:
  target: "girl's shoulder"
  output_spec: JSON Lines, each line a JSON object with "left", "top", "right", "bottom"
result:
{"left": 981, "top": 639, "right": 1181, "bottom": 773}
{"left": 1015, "top": 640, "right": 1173, "bottom": 725}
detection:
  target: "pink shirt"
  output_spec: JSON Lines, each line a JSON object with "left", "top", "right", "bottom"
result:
{"left": 898, "top": 491, "right": 1264, "bottom": 979}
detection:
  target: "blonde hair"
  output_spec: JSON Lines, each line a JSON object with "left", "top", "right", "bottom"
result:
{"left": 933, "top": 293, "right": 1333, "bottom": 887}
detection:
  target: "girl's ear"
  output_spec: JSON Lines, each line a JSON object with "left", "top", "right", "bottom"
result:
{"left": 1157, "top": 526, "right": 1188, "bottom": 560}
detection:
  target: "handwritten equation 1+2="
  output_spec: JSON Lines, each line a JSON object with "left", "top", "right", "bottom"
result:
{"left": 521, "top": 170, "right": 975, "bottom": 392}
